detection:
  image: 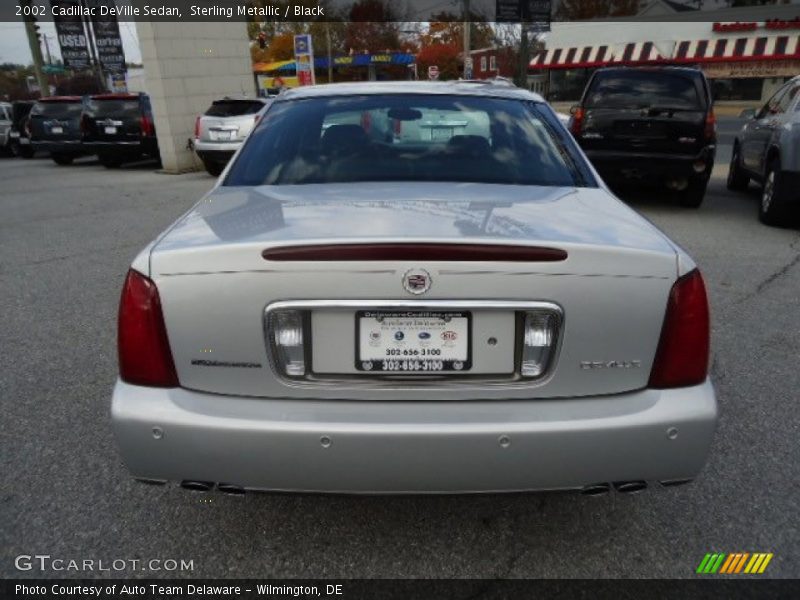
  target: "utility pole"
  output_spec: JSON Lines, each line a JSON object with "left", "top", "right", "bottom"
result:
{"left": 326, "top": 22, "right": 333, "bottom": 84}
{"left": 462, "top": 0, "right": 471, "bottom": 78}
{"left": 80, "top": 0, "right": 106, "bottom": 90}
{"left": 21, "top": 1, "right": 48, "bottom": 96}
{"left": 517, "top": 24, "right": 530, "bottom": 89}
{"left": 43, "top": 34, "right": 53, "bottom": 65}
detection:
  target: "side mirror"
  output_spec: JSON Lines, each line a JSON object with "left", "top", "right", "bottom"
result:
{"left": 739, "top": 108, "right": 756, "bottom": 119}
{"left": 569, "top": 105, "right": 580, "bottom": 116}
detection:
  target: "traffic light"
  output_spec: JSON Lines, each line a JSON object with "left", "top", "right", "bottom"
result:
{"left": 258, "top": 32, "right": 267, "bottom": 49}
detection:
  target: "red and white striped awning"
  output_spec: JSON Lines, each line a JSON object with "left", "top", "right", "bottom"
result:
{"left": 672, "top": 34, "right": 800, "bottom": 63}
{"left": 529, "top": 45, "right": 613, "bottom": 69}
{"left": 530, "top": 41, "right": 665, "bottom": 69}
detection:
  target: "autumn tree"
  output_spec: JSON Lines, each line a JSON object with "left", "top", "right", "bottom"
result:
{"left": 345, "top": 0, "right": 402, "bottom": 53}
{"left": 422, "top": 12, "right": 496, "bottom": 51}
{"left": 416, "top": 43, "right": 462, "bottom": 81}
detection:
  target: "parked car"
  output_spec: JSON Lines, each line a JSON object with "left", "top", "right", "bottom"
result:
{"left": 570, "top": 66, "right": 716, "bottom": 207}
{"left": 82, "top": 92, "right": 158, "bottom": 168}
{"left": 194, "top": 96, "right": 270, "bottom": 176}
{"left": 112, "top": 81, "right": 716, "bottom": 495}
{"left": 28, "top": 96, "right": 89, "bottom": 165}
{"left": 727, "top": 75, "right": 800, "bottom": 226}
{"left": 8, "top": 101, "right": 35, "bottom": 158}
{"left": 0, "top": 102, "right": 12, "bottom": 155}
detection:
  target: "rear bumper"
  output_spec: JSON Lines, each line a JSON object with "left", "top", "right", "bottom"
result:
{"left": 84, "top": 139, "right": 158, "bottom": 157}
{"left": 584, "top": 146, "right": 716, "bottom": 182}
{"left": 111, "top": 378, "right": 717, "bottom": 494}
{"left": 194, "top": 146, "right": 237, "bottom": 164}
{"left": 31, "top": 140, "right": 87, "bottom": 155}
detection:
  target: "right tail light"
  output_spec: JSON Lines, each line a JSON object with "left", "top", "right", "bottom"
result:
{"left": 649, "top": 269, "right": 710, "bottom": 389}
{"left": 569, "top": 107, "right": 585, "bottom": 136}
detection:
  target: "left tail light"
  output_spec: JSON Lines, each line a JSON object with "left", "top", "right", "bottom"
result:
{"left": 194, "top": 116, "right": 201, "bottom": 139}
{"left": 648, "top": 269, "right": 710, "bottom": 389}
{"left": 118, "top": 269, "right": 178, "bottom": 387}
{"left": 569, "top": 107, "right": 585, "bottom": 137}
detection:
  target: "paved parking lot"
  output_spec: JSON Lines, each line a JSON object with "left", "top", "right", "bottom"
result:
{"left": 2, "top": 136, "right": 798, "bottom": 578}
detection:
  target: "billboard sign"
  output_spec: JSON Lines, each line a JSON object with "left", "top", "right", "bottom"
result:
{"left": 91, "top": 1, "right": 127, "bottom": 74}
{"left": 50, "top": 0, "right": 90, "bottom": 71}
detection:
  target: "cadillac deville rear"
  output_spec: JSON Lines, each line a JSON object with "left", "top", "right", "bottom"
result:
{"left": 111, "top": 82, "right": 717, "bottom": 494}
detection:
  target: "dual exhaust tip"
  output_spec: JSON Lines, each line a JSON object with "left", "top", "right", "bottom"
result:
{"left": 179, "top": 481, "right": 245, "bottom": 495}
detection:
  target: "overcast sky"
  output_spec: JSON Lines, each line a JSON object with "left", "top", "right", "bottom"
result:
{"left": 0, "top": 20, "right": 142, "bottom": 66}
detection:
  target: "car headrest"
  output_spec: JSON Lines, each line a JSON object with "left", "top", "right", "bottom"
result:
{"left": 447, "top": 135, "right": 490, "bottom": 157}
{"left": 321, "top": 124, "right": 369, "bottom": 155}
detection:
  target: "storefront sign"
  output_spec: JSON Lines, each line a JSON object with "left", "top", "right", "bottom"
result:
{"left": 702, "top": 58, "right": 800, "bottom": 79}
{"left": 713, "top": 18, "right": 800, "bottom": 33}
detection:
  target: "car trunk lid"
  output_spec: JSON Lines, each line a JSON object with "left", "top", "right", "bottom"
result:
{"left": 148, "top": 183, "right": 678, "bottom": 400}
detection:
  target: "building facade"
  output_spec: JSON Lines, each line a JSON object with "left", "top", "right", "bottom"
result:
{"left": 469, "top": 46, "right": 516, "bottom": 80}
{"left": 529, "top": 4, "right": 800, "bottom": 106}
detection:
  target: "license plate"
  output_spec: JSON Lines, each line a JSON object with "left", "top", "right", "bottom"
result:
{"left": 356, "top": 311, "right": 471, "bottom": 373}
{"left": 9, "top": 131, "right": 20, "bottom": 138}
{"left": 211, "top": 130, "right": 233, "bottom": 141}
{"left": 105, "top": 126, "right": 117, "bottom": 134}
{"left": 51, "top": 126, "right": 63, "bottom": 134}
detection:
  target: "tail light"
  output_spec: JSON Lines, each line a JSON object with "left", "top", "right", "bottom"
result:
{"left": 24, "top": 118, "right": 31, "bottom": 137}
{"left": 118, "top": 269, "right": 178, "bottom": 387}
{"left": 569, "top": 107, "right": 584, "bottom": 136}
{"left": 704, "top": 109, "right": 716, "bottom": 142}
{"left": 140, "top": 114, "right": 154, "bottom": 137}
{"left": 268, "top": 310, "right": 306, "bottom": 377}
{"left": 648, "top": 269, "right": 710, "bottom": 389}
{"left": 194, "top": 116, "right": 201, "bottom": 139}
{"left": 520, "top": 310, "right": 561, "bottom": 378}
{"left": 80, "top": 114, "right": 89, "bottom": 135}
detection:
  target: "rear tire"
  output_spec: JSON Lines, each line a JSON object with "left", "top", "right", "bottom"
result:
{"left": 100, "top": 155, "right": 122, "bottom": 168}
{"left": 727, "top": 144, "right": 749, "bottom": 191}
{"left": 51, "top": 153, "right": 74, "bottom": 166}
{"left": 679, "top": 179, "right": 707, "bottom": 208}
{"left": 203, "top": 160, "right": 224, "bottom": 177}
{"left": 759, "top": 158, "right": 795, "bottom": 227}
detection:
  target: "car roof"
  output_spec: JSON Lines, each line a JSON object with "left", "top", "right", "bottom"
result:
{"left": 278, "top": 80, "right": 545, "bottom": 102}
{"left": 593, "top": 66, "right": 706, "bottom": 77}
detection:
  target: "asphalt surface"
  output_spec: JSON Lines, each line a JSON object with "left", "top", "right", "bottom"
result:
{"left": 2, "top": 126, "right": 799, "bottom": 579}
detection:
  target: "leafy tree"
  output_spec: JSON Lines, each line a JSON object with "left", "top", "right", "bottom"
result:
{"left": 416, "top": 43, "right": 462, "bottom": 81}
{"left": 423, "top": 11, "right": 496, "bottom": 51}
{"left": 345, "top": 0, "right": 401, "bottom": 53}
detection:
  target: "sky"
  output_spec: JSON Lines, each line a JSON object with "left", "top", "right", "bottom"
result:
{"left": 0, "top": 20, "right": 142, "bottom": 66}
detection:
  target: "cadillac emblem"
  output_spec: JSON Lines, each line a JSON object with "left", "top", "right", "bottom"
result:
{"left": 402, "top": 268, "right": 432, "bottom": 295}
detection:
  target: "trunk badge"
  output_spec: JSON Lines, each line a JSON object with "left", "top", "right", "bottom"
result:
{"left": 402, "top": 268, "right": 432, "bottom": 295}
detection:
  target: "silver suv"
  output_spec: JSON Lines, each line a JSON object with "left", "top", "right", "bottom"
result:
{"left": 728, "top": 75, "right": 800, "bottom": 226}
{"left": 194, "top": 96, "right": 270, "bottom": 176}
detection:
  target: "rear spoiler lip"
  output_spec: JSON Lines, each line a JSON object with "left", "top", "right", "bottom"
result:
{"left": 262, "top": 243, "right": 568, "bottom": 263}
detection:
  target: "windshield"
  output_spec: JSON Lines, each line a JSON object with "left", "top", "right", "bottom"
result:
{"left": 224, "top": 94, "right": 584, "bottom": 187}
{"left": 586, "top": 72, "right": 702, "bottom": 110}
{"left": 30, "top": 101, "right": 83, "bottom": 118}
{"left": 205, "top": 100, "right": 265, "bottom": 117}
{"left": 86, "top": 99, "right": 141, "bottom": 116}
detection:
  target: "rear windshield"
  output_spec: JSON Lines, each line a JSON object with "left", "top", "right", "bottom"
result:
{"left": 225, "top": 94, "right": 587, "bottom": 187}
{"left": 86, "top": 98, "right": 141, "bottom": 116}
{"left": 205, "top": 100, "right": 264, "bottom": 117}
{"left": 586, "top": 72, "right": 702, "bottom": 110}
{"left": 30, "top": 101, "right": 83, "bottom": 118}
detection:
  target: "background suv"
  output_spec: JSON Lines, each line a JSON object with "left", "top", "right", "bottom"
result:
{"left": 28, "top": 96, "right": 89, "bottom": 165}
{"left": 570, "top": 66, "right": 716, "bottom": 207}
{"left": 194, "top": 96, "right": 270, "bottom": 176}
{"left": 82, "top": 93, "right": 159, "bottom": 168}
{"left": 727, "top": 75, "right": 800, "bottom": 227}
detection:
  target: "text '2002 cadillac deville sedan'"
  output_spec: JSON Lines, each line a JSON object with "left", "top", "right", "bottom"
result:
{"left": 112, "top": 81, "right": 717, "bottom": 495}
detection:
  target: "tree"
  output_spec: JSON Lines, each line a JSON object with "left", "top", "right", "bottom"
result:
{"left": 422, "top": 12, "right": 496, "bottom": 51}
{"left": 416, "top": 43, "right": 462, "bottom": 81}
{"left": 555, "top": 0, "right": 640, "bottom": 19}
{"left": 345, "top": 0, "right": 401, "bottom": 53}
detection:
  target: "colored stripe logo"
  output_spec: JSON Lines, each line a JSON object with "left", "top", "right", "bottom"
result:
{"left": 696, "top": 552, "right": 773, "bottom": 574}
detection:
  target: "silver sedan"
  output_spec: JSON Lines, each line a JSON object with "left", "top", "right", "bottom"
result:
{"left": 112, "top": 81, "right": 717, "bottom": 495}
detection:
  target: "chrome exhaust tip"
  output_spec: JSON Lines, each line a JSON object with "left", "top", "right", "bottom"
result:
{"left": 180, "top": 480, "right": 214, "bottom": 492}
{"left": 613, "top": 480, "right": 648, "bottom": 494}
{"left": 217, "top": 483, "right": 246, "bottom": 495}
{"left": 581, "top": 483, "right": 611, "bottom": 496}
